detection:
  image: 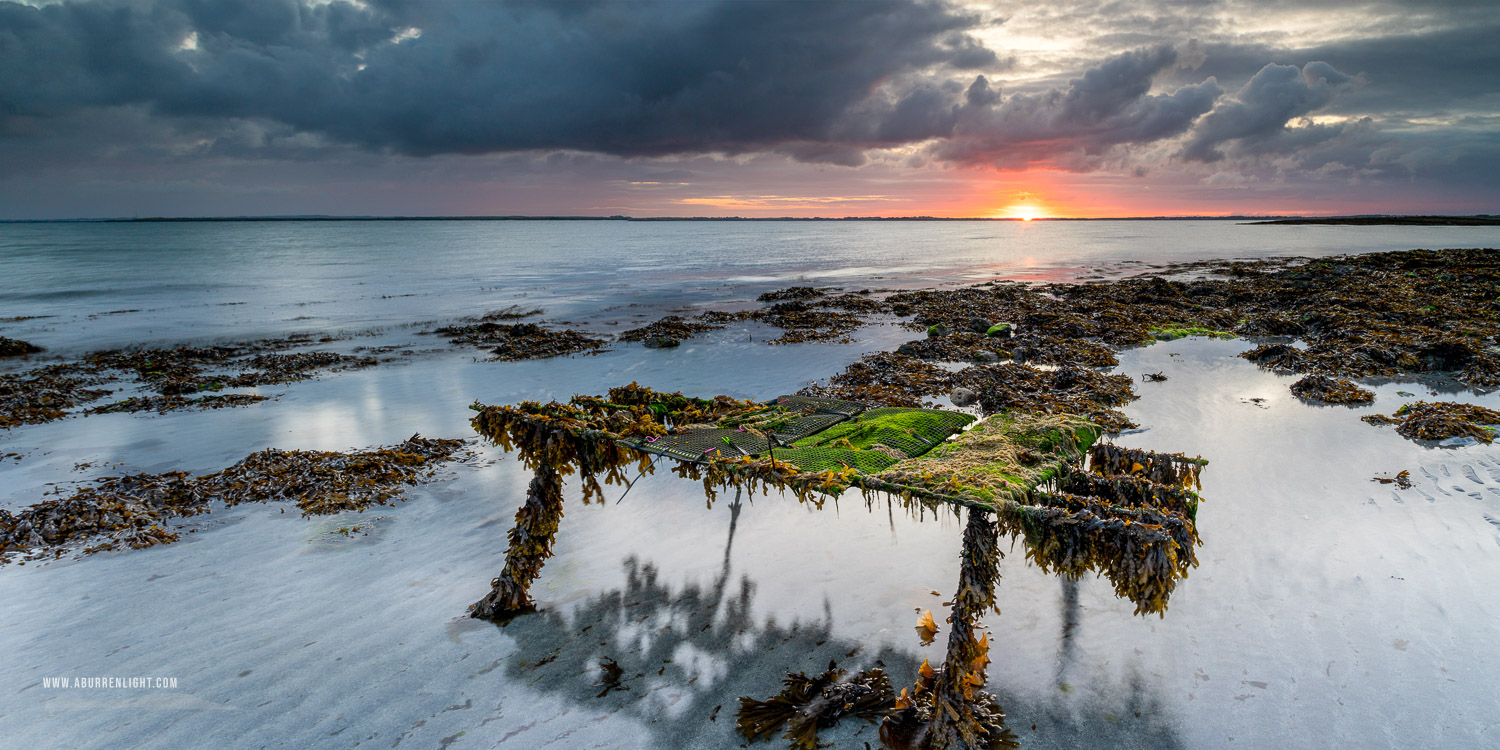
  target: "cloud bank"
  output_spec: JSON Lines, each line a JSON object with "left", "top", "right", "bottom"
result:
{"left": 1, "top": 0, "right": 1496, "bottom": 216}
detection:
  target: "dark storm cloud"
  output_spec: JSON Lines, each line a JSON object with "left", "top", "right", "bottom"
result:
{"left": 931, "top": 46, "right": 1223, "bottom": 167}
{"left": 0, "top": 0, "right": 1001, "bottom": 156}
{"left": 0, "top": 0, "right": 1231, "bottom": 168}
{"left": 2, "top": 0, "right": 1496, "bottom": 214}
{"left": 1182, "top": 61, "right": 1357, "bottom": 162}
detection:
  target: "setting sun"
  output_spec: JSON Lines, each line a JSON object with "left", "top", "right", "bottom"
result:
{"left": 999, "top": 204, "right": 1048, "bottom": 221}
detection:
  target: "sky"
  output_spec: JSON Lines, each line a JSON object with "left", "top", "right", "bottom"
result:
{"left": 2, "top": 0, "right": 1497, "bottom": 219}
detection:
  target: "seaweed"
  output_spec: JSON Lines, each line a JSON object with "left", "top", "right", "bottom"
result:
{"left": 470, "top": 463, "right": 565, "bottom": 620}
{"left": 85, "top": 393, "right": 268, "bottom": 415}
{"left": 896, "top": 333, "right": 1011, "bottom": 363}
{"left": 617, "top": 315, "right": 724, "bottom": 343}
{"left": 876, "top": 412, "right": 1097, "bottom": 504}
{"left": 757, "top": 286, "right": 833, "bottom": 303}
{"left": 0, "top": 366, "right": 113, "bottom": 428}
{"left": 881, "top": 510, "right": 1018, "bottom": 750}
{"left": 760, "top": 301, "right": 865, "bottom": 345}
{"left": 0, "top": 336, "right": 43, "bottom": 357}
{"left": 736, "top": 664, "right": 895, "bottom": 749}
{"left": 1146, "top": 324, "right": 1234, "bottom": 342}
{"left": 1372, "top": 470, "right": 1413, "bottom": 489}
{"left": 956, "top": 363, "right": 1137, "bottom": 433}
{"left": 798, "top": 351, "right": 955, "bottom": 407}
{"left": 1288, "top": 374, "right": 1375, "bottom": 405}
{"left": 0, "top": 435, "right": 465, "bottom": 562}
{"left": 1362, "top": 401, "right": 1500, "bottom": 442}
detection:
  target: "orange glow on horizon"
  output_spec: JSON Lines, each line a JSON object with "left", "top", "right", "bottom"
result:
{"left": 1000, "top": 204, "right": 1047, "bottom": 221}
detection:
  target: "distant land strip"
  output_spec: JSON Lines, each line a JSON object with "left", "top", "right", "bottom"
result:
{"left": 1247, "top": 216, "right": 1500, "bottom": 226}
{"left": 1, "top": 215, "right": 1496, "bottom": 224}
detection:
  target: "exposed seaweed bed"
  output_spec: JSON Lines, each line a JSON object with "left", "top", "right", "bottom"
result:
{"left": 1, "top": 335, "right": 378, "bottom": 428}
{"left": 0, "top": 436, "right": 466, "bottom": 562}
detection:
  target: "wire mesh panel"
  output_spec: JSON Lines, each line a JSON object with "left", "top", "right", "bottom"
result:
{"left": 770, "top": 413, "right": 848, "bottom": 443}
{"left": 770, "top": 446, "right": 900, "bottom": 473}
{"left": 765, "top": 395, "right": 867, "bottom": 416}
{"left": 795, "top": 407, "right": 976, "bottom": 459}
{"left": 628, "top": 427, "right": 773, "bottom": 461}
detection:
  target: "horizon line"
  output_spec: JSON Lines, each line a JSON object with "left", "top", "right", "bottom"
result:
{"left": 4, "top": 213, "right": 1498, "bottom": 224}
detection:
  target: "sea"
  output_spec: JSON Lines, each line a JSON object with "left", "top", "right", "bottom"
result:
{"left": 1, "top": 219, "right": 1498, "bottom": 748}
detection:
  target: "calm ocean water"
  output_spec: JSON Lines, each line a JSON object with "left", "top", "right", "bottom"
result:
{"left": 4, "top": 219, "right": 1500, "bottom": 353}
{"left": 2, "top": 220, "right": 1498, "bottom": 748}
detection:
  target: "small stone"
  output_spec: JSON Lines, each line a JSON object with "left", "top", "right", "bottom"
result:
{"left": 896, "top": 343, "right": 919, "bottom": 356}
{"left": 968, "top": 317, "right": 992, "bottom": 334}
{"left": 974, "top": 350, "right": 1001, "bottom": 364}
{"left": 986, "top": 323, "right": 1015, "bottom": 339}
{"left": 950, "top": 387, "right": 978, "bottom": 407}
{"left": 643, "top": 337, "right": 680, "bottom": 349}
{"left": 927, "top": 324, "right": 949, "bottom": 338}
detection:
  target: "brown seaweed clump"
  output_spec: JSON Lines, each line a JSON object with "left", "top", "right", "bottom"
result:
{"left": 799, "top": 352, "right": 955, "bottom": 407}
{"left": 433, "top": 320, "right": 608, "bottom": 361}
{"left": 757, "top": 286, "right": 834, "bottom": 303}
{"left": 1288, "top": 374, "right": 1376, "bottom": 405}
{"left": 0, "top": 435, "right": 465, "bottom": 561}
{"left": 617, "top": 314, "right": 725, "bottom": 343}
{"left": 759, "top": 301, "right": 865, "bottom": 344}
{"left": 0, "top": 336, "right": 43, "bottom": 357}
{"left": 736, "top": 664, "right": 896, "bottom": 750}
{"left": 1, "top": 366, "right": 113, "bottom": 428}
{"left": 2, "top": 339, "right": 377, "bottom": 427}
{"left": 1361, "top": 401, "right": 1500, "bottom": 442}
{"left": 487, "top": 323, "right": 608, "bottom": 361}
{"left": 231, "top": 351, "right": 376, "bottom": 385}
{"left": 896, "top": 332, "right": 1010, "bottom": 363}
{"left": 956, "top": 363, "right": 1137, "bottom": 432}
{"left": 85, "top": 393, "right": 268, "bottom": 415}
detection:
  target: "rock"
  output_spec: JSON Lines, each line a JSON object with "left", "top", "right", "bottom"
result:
{"left": 927, "top": 324, "right": 949, "bottom": 338}
{"left": 896, "top": 342, "right": 919, "bottom": 356}
{"left": 969, "top": 317, "right": 992, "bottom": 334}
{"left": 950, "top": 387, "right": 978, "bottom": 407}
{"left": 974, "top": 350, "right": 1001, "bottom": 364}
{"left": 985, "top": 323, "right": 1015, "bottom": 339}
{"left": 643, "top": 337, "right": 680, "bottom": 349}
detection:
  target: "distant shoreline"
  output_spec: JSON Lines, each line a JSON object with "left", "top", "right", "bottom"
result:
{"left": 1245, "top": 216, "right": 1500, "bottom": 226}
{"left": 3, "top": 214, "right": 1497, "bottom": 224}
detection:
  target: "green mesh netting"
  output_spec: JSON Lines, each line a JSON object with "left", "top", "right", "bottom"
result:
{"left": 768, "top": 446, "right": 900, "bottom": 474}
{"left": 629, "top": 427, "right": 775, "bottom": 461}
{"left": 771, "top": 413, "right": 848, "bottom": 443}
{"left": 793, "top": 407, "right": 976, "bottom": 459}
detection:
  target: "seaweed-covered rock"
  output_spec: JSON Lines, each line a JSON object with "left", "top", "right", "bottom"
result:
{"left": 1288, "top": 374, "right": 1375, "bottom": 405}
{"left": 0, "top": 337, "right": 42, "bottom": 357}
{"left": 642, "top": 336, "right": 680, "bottom": 349}
{"left": 485, "top": 325, "right": 608, "bottom": 361}
{"left": 756, "top": 286, "right": 830, "bottom": 303}
{"left": 1363, "top": 401, "right": 1500, "bottom": 443}
{"left": 618, "top": 314, "right": 723, "bottom": 343}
